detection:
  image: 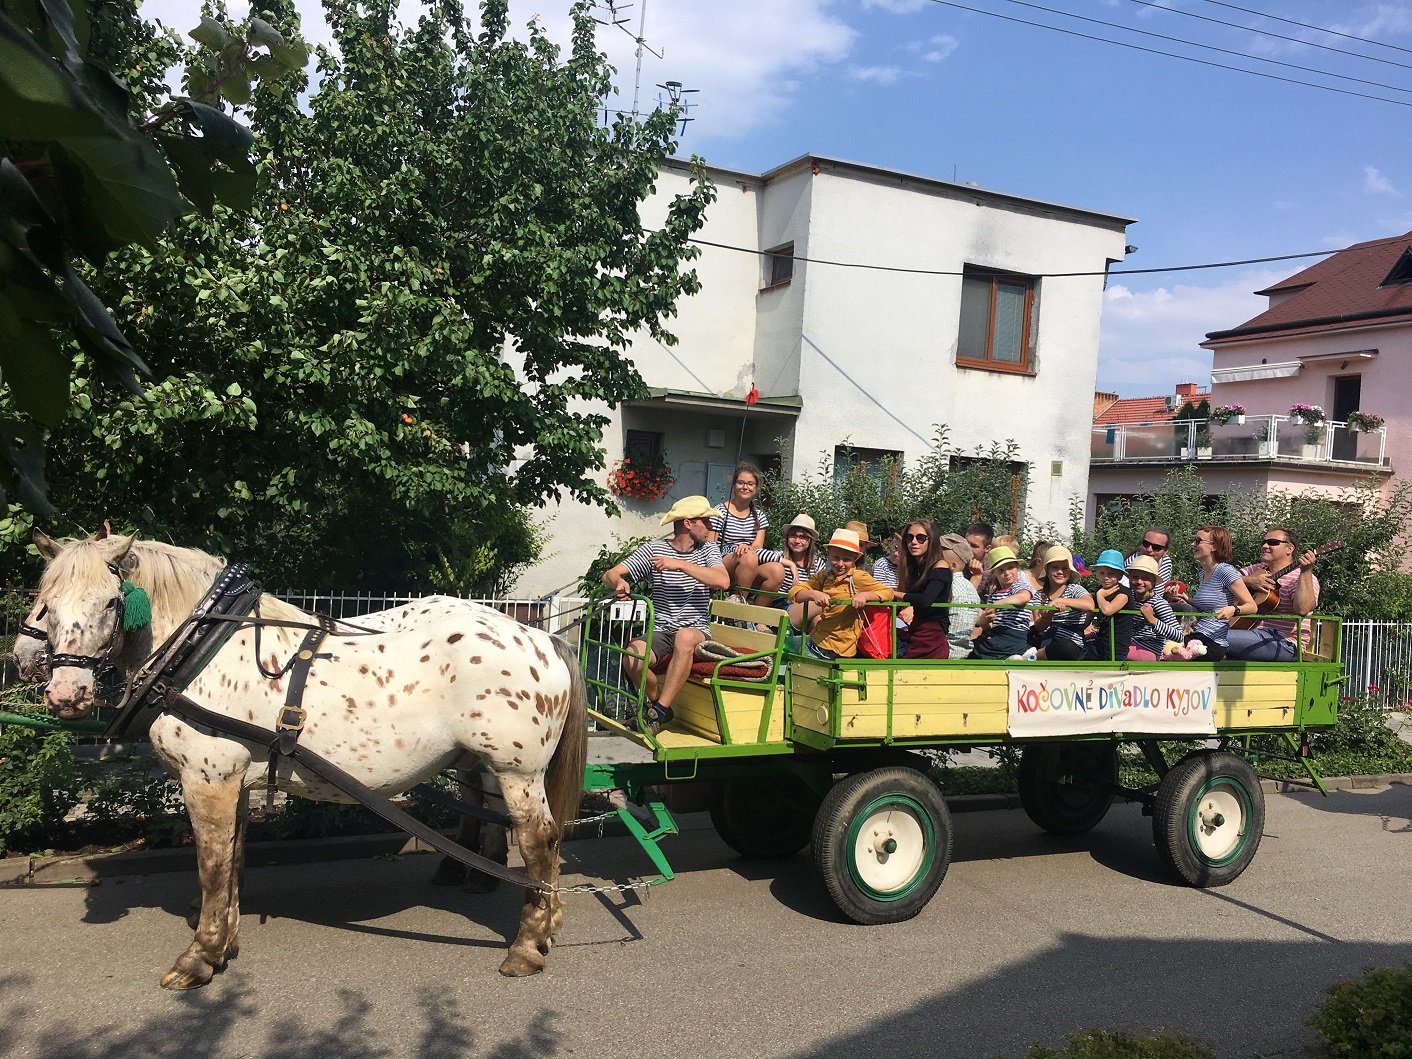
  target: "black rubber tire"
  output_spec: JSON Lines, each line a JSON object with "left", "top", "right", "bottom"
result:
{"left": 811, "top": 766, "right": 952, "bottom": 925}
{"left": 1153, "top": 750, "right": 1265, "bottom": 887}
{"left": 708, "top": 776, "right": 822, "bottom": 859}
{"left": 1017, "top": 742, "right": 1120, "bottom": 835}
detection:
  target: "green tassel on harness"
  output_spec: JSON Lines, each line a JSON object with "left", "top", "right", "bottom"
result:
{"left": 121, "top": 580, "right": 152, "bottom": 631}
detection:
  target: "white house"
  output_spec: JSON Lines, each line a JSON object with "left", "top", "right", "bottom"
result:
{"left": 520, "top": 154, "right": 1134, "bottom": 595}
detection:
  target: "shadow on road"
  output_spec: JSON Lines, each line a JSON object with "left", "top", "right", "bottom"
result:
{"left": 1280, "top": 784, "right": 1412, "bottom": 833}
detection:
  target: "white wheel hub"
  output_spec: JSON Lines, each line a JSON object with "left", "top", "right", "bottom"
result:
{"left": 1194, "top": 788, "right": 1244, "bottom": 859}
{"left": 853, "top": 808, "right": 925, "bottom": 893}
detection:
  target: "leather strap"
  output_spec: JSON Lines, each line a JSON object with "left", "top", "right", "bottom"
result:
{"left": 162, "top": 691, "right": 544, "bottom": 892}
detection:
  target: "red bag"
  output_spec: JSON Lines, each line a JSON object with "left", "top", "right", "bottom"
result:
{"left": 858, "top": 605, "right": 895, "bottom": 659}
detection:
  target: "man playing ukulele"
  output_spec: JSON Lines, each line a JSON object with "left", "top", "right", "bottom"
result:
{"left": 1226, "top": 527, "right": 1320, "bottom": 662}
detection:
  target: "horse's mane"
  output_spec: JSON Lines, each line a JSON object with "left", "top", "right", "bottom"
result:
{"left": 39, "top": 537, "right": 306, "bottom": 635}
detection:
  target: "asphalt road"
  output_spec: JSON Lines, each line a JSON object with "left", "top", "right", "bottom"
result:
{"left": 2, "top": 784, "right": 1410, "bottom": 1059}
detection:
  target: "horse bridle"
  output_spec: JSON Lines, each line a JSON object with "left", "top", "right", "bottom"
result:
{"left": 38, "top": 559, "right": 128, "bottom": 675}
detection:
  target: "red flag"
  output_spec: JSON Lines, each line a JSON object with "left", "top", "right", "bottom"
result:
{"left": 745, "top": 386, "right": 759, "bottom": 406}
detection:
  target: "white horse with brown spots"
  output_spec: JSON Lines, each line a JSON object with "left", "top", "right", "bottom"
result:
{"left": 30, "top": 529, "right": 587, "bottom": 986}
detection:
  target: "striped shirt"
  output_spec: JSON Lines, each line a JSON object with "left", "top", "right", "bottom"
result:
{"left": 709, "top": 508, "right": 767, "bottom": 551}
{"left": 1132, "top": 594, "right": 1185, "bottom": 656}
{"left": 871, "top": 555, "right": 898, "bottom": 588}
{"left": 756, "top": 550, "right": 826, "bottom": 593}
{"left": 986, "top": 579, "right": 1033, "bottom": 633}
{"left": 621, "top": 539, "right": 724, "bottom": 633}
{"left": 1192, "top": 563, "right": 1243, "bottom": 646}
{"left": 1040, "top": 584, "right": 1091, "bottom": 646}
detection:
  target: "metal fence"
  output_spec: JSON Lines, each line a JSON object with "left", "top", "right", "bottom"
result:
{"left": 1341, "top": 622, "right": 1412, "bottom": 701}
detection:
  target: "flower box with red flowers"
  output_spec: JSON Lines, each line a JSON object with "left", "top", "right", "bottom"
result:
{"left": 609, "top": 452, "right": 675, "bottom": 502}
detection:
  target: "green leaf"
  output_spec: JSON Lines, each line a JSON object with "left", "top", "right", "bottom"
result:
{"left": 218, "top": 73, "right": 251, "bottom": 106}
{"left": 184, "top": 99, "right": 254, "bottom": 151}
{"left": 208, "top": 166, "right": 255, "bottom": 213}
{"left": 155, "top": 133, "right": 214, "bottom": 215}
{"left": 190, "top": 17, "right": 233, "bottom": 51}
{"left": 5, "top": 438, "right": 55, "bottom": 516}
{"left": 0, "top": 17, "right": 108, "bottom": 139}
{"left": 57, "top": 124, "right": 188, "bottom": 250}
{"left": 0, "top": 290, "right": 71, "bottom": 427}
{"left": 247, "top": 17, "right": 285, "bottom": 48}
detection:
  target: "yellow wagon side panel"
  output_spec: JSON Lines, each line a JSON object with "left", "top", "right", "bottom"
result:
{"left": 890, "top": 667, "right": 1011, "bottom": 739}
{"left": 718, "top": 685, "right": 781, "bottom": 744}
{"left": 835, "top": 669, "right": 893, "bottom": 740}
{"left": 1214, "top": 668, "right": 1301, "bottom": 731}
{"left": 791, "top": 661, "right": 834, "bottom": 737}
{"left": 670, "top": 681, "right": 723, "bottom": 742}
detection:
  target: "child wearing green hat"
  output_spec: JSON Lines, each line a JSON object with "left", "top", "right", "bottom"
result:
{"left": 970, "top": 545, "right": 1035, "bottom": 660}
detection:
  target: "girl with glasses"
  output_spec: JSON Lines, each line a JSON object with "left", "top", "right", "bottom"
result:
{"left": 1168, "top": 525, "right": 1257, "bottom": 661}
{"left": 708, "top": 462, "right": 769, "bottom": 596}
{"left": 895, "top": 520, "right": 953, "bottom": 659}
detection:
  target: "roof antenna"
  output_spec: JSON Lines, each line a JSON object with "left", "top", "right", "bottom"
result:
{"left": 591, "top": 0, "right": 664, "bottom": 118}
{"left": 655, "top": 80, "right": 699, "bottom": 136}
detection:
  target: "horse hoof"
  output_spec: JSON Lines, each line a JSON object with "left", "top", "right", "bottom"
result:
{"left": 160, "top": 956, "right": 214, "bottom": 990}
{"left": 498, "top": 952, "right": 545, "bottom": 977}
{"left": 461, "top": 871, "right": 501, "bottom": 895}
{"left": 430, "top": 857, "right": 467, "bottom": 887}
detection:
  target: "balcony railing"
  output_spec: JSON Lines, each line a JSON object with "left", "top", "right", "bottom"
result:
{"left": 1092, "top": 416, "right": 1388, "bottom": 466}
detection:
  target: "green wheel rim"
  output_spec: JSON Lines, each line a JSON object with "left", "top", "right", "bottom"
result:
{"left": 1186, "top": 776, "right": 1253, "bottom": 867}
{"left": 845, "top": 794, "right": 936, "bottom": 901}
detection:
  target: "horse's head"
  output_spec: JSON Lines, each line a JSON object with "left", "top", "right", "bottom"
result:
{"left": 31, "top": 527, "right": 136, "bottom": 720}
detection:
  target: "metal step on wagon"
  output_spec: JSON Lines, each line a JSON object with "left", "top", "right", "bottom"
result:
{"left": 578, "top": 595, "right": 1343, "bottom": 924}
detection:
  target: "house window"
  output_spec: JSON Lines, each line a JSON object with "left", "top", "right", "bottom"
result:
{"left": 625, "top": 430, "right": 662, "bottom": 459}
{"left": 834, "top": 445, "right": 902, "bottom": 485}
{"left": 957, "top": 269, "right": 1036, "bottom": 373}
{"left": 762, "top": 242, "right": 794, "bottom": 290}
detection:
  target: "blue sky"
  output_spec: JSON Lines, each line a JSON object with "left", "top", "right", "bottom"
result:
{"left": 145, "top": 1, "right": 1412, "bottom": 397}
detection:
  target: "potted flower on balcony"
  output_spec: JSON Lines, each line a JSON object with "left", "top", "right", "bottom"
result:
{"left": 1211, "top": 403, "right": 1245, "bottom": 425}
{"left": 609, "top": 450, "right": 675, "bottom": 502}
{"left": 1346, "top": 410, "right": 1384, "bottom": 433}
{"left": 1290, "top": 402, "right": 1327, "bottom": 451}
{"left": 1195, "top": 424, "right": 1214, "bottom": 458}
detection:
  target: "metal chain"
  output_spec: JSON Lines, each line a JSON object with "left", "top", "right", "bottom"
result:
{"left": 548, "top": 877, "right": 661, "bottom": 895}
{"left": 563, "top": 810, "right": 617, "bottom": 828}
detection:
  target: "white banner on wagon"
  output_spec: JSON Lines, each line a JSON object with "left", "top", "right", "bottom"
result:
{"left": 1007, "top": 669, "right": 1218, "bottom": 737}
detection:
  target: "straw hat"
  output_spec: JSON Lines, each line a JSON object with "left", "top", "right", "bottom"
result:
{"left": 844, "top": 520, "right": 877, "bottom": 550}
{"left": 1041, "top": 545, "right": 1079, "bottom": 578}
{"left": 1125, "top": 554, "right": 1161, "bottom": 580}
{"left": 825, "top": 528, "right": 864, "bottom": 556}
{"left": 784, "top": 513, "right": 818, "bottom": 538}
{"left": 986, "top": 545, "right": 1020, "bottom": 570}
{"left": 658, "top": 495, "right": 721, "bottom": 525}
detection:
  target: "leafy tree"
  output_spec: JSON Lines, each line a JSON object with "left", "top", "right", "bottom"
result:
{"left": 0, "top": 0, "right": 308, "bottom": 509}
{"left": 2, "top": 0, "right": 714, "bottom": 587}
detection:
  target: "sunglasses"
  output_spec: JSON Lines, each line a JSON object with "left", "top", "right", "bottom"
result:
{"left": 1140, "top": 539, "right": 1168, "bottom": 551}
{"left": 1260, "top": 537, "right": 1291, "bottom": 547}
{"left": 904, "top": 532, "right": 929, "bottom": 543}
{"left": 1192, "top": 536, "right": 1210, "bottom": 545}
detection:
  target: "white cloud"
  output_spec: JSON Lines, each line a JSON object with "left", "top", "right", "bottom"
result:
{"left": 863, "top": 0, "right": 926, "bottom": 12}
{"left": 921, "top": 34, "right": 959, "bottom": 62}
{"left": 848, "top": 64, "right": 904, "bottom": 84}
{"left": 1365, "top": 165, "right": 1398, "bottom": 195}
{"left": 1097, "top": 269, "right": 1286, "bottom": 396}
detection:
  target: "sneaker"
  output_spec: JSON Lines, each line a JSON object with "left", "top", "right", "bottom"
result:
{"left": 629, "top": 700, "right": 674, "bottom": 735}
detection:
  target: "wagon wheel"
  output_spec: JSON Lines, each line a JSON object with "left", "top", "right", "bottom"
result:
{"left": 1017, "top": 742, "right": 1119, "bottom": 836}
{"left": 708, "top": 776, "right": 822, "bottom": 859}
{"left": 1153, "top": 750, "right": 1265, "bottom": 887}
{"left": 811, "top": 767, "right": 952, "bottom": 925}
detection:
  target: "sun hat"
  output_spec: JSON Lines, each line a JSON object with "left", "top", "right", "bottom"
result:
{"left": 825, "top": 528, "right": 864, "bottom": 556}
{"left": 844, "top": 520, "right": 877, "bottom": 550}
{"left": 784, "top": 513, "right": 818, "bottom": 538}
{"left": 1125, "top": 554, "right": 1161, "bottom": 580}
{"left": 658, "top": 495, "right": 722, "bottom": 526}
{"left": 1042, "top": 545, "right": 1079, "bottom": 578}
{"left": 986, "top": 545, "right": 1020, "bottom": 570}
{"left": 938, "top": 532, "right": 973, "bottom": 566}
{"left": 1094, "top": 548, "right": 1127, "bottom": 573}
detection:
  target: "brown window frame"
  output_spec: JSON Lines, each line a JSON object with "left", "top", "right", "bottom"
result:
{"left": 956, "top": 270, "right": 1037, "bottom": 375}
{"left": 761, "top": 242, "right": 794, "bottom": 291}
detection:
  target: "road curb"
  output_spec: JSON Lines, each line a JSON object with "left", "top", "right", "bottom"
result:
{"left": 6, "top": 774, "right": 1409, "bottom": 886}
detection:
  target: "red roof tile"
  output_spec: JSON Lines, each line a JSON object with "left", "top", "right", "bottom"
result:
{"left": 1094, "top": 391, "right": 1210, "bottom": 425}
{"left": 1205, "top": 231, "right": 1412, "bottom": 344}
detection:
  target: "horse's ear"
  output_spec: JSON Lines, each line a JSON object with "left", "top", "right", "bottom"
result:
{"left": 32, "top": 528, "right": 62, "bottom": 562}
{"left": 96, "top": 532, "right": 138, "bottom": 564}
{"left": 96, "top": 520, "right": 112, "bottom": 539}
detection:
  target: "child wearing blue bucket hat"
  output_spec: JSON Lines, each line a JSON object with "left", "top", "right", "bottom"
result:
{"left": 1083, "top": 549, "right": 1134, "bottom": 662}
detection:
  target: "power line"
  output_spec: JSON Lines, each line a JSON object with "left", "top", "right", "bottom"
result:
{"left": 1125, "top": 0, "right": 1412, "bottom": 74}
{"left": 1196, "top": 0, "right": 1412, "bottom": 57}
{"left": 922, "top": 0, "right": 1412, "bottom": 107}
{"left": 978, "top": 0, "right": 1412, "bottom": 97}
{"left": 685, "top": 233, "right": 1412, "bottom": 280}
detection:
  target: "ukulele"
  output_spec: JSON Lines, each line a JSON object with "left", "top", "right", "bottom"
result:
{"left": 1230, "top": 539, "right": 1343, "bottom": 629}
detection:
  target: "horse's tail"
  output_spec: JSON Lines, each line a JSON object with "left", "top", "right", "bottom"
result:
{"left": 546, "top": 635, "right": 588, "bottom": 839}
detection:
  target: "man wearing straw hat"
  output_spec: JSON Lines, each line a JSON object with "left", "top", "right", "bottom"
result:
{"left": 602, "top": 496, "right": 730, "bottom": 733}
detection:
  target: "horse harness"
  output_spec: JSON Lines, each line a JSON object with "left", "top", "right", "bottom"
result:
{"left": 38, "top": 564, "right": 546, "bottom": 894}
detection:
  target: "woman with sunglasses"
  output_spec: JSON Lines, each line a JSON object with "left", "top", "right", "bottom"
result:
{"left": 1168, "top": 525, "right": 1257, "bottom": 660}
{"left": 895, "top": 519, "right": 952, "bottom": 658}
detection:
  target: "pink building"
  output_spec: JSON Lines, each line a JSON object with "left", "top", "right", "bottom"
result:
{"left": 1088, "top": 235, "right": 1397, "bottom": 518}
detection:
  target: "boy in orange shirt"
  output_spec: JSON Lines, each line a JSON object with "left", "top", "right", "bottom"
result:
{"left": 788, "top": 527, "right": 894, "bottom": 660}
